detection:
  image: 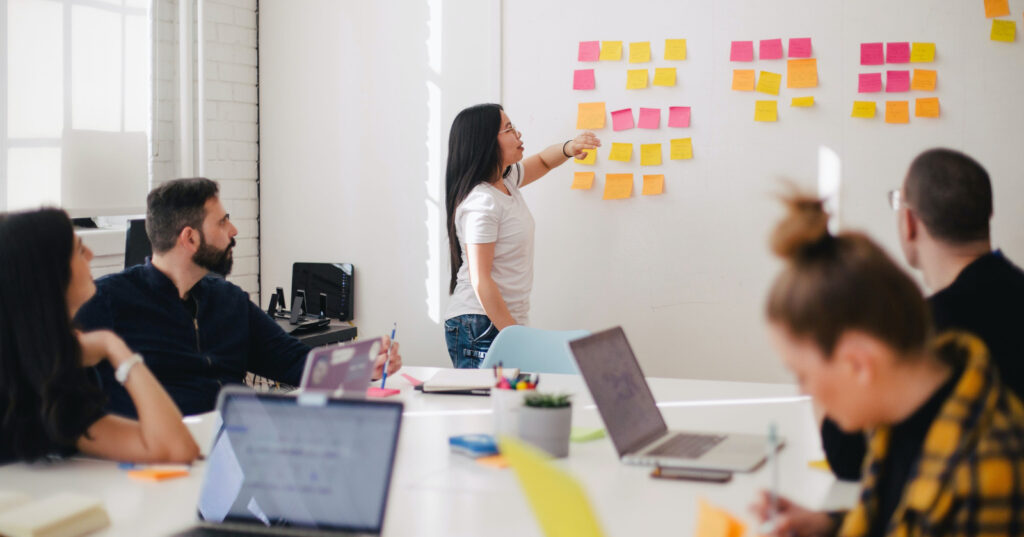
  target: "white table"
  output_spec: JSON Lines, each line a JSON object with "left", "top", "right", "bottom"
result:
{"left": 0, "top": 366, "right": 859, "bottom": 536}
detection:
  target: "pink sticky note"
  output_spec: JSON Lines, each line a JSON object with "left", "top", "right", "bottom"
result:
{"left": 861, "top": 42, "right": 884, "bottom": 65}
{"left": 759, "top": 39, "right": 783, "bottom": 60}
{"left": 401, "top": 373, "right": 423, "bottom": 387}
{"left": 858, "top": 72, "right": 883, "bottom": 93}
{"left": 573, "top": 69, "right": 595, "bottom": 90}
{"left": 730, "top": 41, "right": 754, "bottom": 61}
{"left": 668, "top": 106, "right": 691, "bottom": 127}
{"left": 788, "top": 38, "right": 812, "bottom": 58}
{"left": 886, "top": 70, "right": 910, "bottom": 92}
{"left": 611, "top": 108, "right": 635, "bottom": 131}
{"left": 886, "top": 42, "right": 910, "bottom": 63}
{"left": 368, "top": 387, "right": 400, "bottom": 398}
{"left": 578, "top": 41, "right": 600, "bottom": 61}
{"left": 638, "top": 108, "right": 661, "bottom": 129}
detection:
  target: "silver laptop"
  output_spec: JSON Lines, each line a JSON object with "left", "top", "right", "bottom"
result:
{"left": 569, "top": 327, "right": 774, "bottom": 472}
{"left": 298, "top": 339, "right": 380, "bottom": 398}
{"left": 173, "top": 387, "right": 403, "bottom": 536}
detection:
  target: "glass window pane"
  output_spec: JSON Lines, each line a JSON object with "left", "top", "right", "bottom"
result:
{"left": 123, "top": 13, "right": 150, "bottom": 133}
{"left": 7, "top": 0, "right": 63, "bottom": 138}
{"left": 7, "top": 147, "right": 61, "bottom": 210}
{"left": 71, "top": 5, "right": 122, "bottom": 131}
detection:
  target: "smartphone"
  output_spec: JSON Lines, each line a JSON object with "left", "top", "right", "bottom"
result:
{"left": 650, "top": 466, "right": 732, "bottom": 483}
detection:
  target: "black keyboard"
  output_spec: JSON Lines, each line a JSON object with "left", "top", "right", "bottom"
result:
{"left": 647, "top": 433, "right": 726, "bottom": 459}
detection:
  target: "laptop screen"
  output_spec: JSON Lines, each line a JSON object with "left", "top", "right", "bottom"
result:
{"left": 197, "top": 390, "right": 402, "bottom": 533}
{"left": 569, "top": 327, "right": 668, "bottom": 456}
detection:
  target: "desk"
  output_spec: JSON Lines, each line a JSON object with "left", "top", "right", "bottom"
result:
{"left": 0, "top": 367, "right": 858, "bottom": 536}
{"left": 275, "top": 318, "right": 357, "bottom": 347}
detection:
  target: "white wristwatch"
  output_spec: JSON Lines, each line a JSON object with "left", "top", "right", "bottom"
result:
{"left": 115, "top": 354, "right": 144, "bottom": 384}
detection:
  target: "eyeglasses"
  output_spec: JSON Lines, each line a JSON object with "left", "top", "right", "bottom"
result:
{"left": 499, "top": 124, "right": 521, "bottom": 137}
{"left": 887, "top": 189, "right": 910, "bottom": 211}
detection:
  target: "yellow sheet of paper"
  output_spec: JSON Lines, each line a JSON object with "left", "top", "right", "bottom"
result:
{"left": 808, "top": 459, "right": 831, "bottom": 472}
{"left": 599, "top": 41, "right": 622, "bottom": 61}
{"left": 603, "top": 174, "right": 633, "bottom": 200}
{"left": 640, "top": 144, "right": 662, "bottom": 166}
{"left": 985, "top": 0, "right": 1011, "bottom": 18}
{"left": 756, "top": 71, "right": 782, "bottom": 95}
{"left": 576, "top": 102, "right": 606, "bottom": 129}
{"left": 754, "top": 100, "right": 778, "bottom": 122}
{"left": 629, "top": 41, "right": 651, "bottom": 63}
{"left": 786, "top": 58, "right": 818, "bottom": 88}
{"left": 642, "top": 175, "right": 664, "bottom": 196}
{"left": 910, "top": 42, "right": 935, "bottom": 62}
{"left": 885, "top": 101, "right": 909, "bottom": 124}
{"left": 608, "top": 142, "right": 633, "bottom": 162}
{"left": 626, "top": 69, "right": 649, "bottom": 89}
{"left": 791, "top": 96, "right": 815, "bottom": 107}
{"left": 851, "top": 101, "right": 876, "bottom": 118}
{"left": 574, "top": 148, "right": 597, "bottom": 164}
{"left": 653, "top": 68, "right": 677, "bottom": 87}
{"left": 670, "top": 138, "right": 693, "bottom": 160}
{"left": 571, "top": 172, "right": 595, "bottom": 190}
{"left": 915, "top": 97, "right": 940, "bottom": 118}
{"left": 991, "top": 20, "right": 1016, "bottom": 42}
{"left": 732, "top": 69, "right": 755, "bottom": 91}
{"left": 499, "top": 437, "right": 606, "bottom": 537}
{"left": 695, "top": 499, "right": 746, "bottom": 537}
{"left": 664, "top": 39, "right": 687, "bottom": 60}
{"left": 910, "top": 69, "right": 936, "bottom": 91}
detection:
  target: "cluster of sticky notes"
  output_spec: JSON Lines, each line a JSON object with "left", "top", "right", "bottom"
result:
{"left": 608, "top": 106, "right": 691, "bottom": 131}
{"left": 731, "top": 37, "right": 817, "bottom": 121}
{"left": 594, "top": 173, "right": 670, "bottom": 199}
{"left": 854, "top": 41, "right": 939, "bottom": 122}
{"left": 576, "top": 39, "right": 688, "bottom": 91}
{"left": 983, "top": 0, "right": 1017, "bottom": 43}
{"left": 861, "top": 41, "right": 934, "bottom": 65}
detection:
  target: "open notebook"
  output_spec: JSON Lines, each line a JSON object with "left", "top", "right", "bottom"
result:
{"left": 0, "top": 491, "right": 109, "bottom": 537}
{"left": 418, "top": 368, "right": 520, "bottom": 394}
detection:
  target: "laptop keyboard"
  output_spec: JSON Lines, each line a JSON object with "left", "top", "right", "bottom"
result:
{"left": 647, "top": 433, "right": 726, "bottom": 459}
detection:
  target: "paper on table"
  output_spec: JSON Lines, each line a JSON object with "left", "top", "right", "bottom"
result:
{"left": 991, "top": 20, "right": 1016, "bottom": 42}
{"left": 756, "top": 71, "right": 782, "bottom": 95}
{"left": 915, "top": 97, "right": 940, "bottom": 118}
{"left": 611, "top": 108, "right": 635, "bottom": 131}
{"left": 788, "top": 37, "right": 812, "bottom": 58}
{"left": 886, "top": 70, "right": 911, "bottom": 92}
{"left": 642, "top": 174, "right": 664, "bottom": 195}
{"left": 670, "top": 138, "right": 693, "bottom": 160}
{"left": 367, "top": 387, "right": 400, "bottom": 397}
{"left": 851, "top": 101, "right": 877, "bottom": 118}
{"left": 911, "top": 69, "right": 936, "bottom": 91}
{"left": 858, "top": 72, "right": 883, "bottom": 93}
{"left": 985, "top": 0, "right": 1010, "bottom": 18}
{"left": 759, "top": 39, "right": 783, "bottom": 60}
{"left": 599, "top": 41, "right": 622, "bottom": 61}
{"left": 653, "top": 68, "right": 676, "bottom": 87}
{"left": 571, "top": 172, "right": 595, "bottom": 190}
{"left": 640, "top": 144, "right": 662, "bottom": 166}
{"left": 573, "top": 69, "right": 595, "bottom": 90}
{"left": 626, "top": 69, "right": 648, "bottom": 89}
{"left": 786, "top": 59, "right": 818, "bottom": 88}
{"left": 476, "top": 455, "right": 510, "bottom": 469}
{"left": 576, "top": 102, "right": 606, "bottom": 129}
{"left": 885, "top": 101, "right": 909, "bottom": 124}
{"left": 791, "top": 96, "right": 814, "bottom": 107}
{"left": 731, "top": 69, "right": 756, "bottom": 91}
{"left": 910, "top": 42, "right": 935, "bottom": 62}
{"left": 754, "top": 100, "right": 778, "bottom": 122}
{"left": 886, "top": 42, "right": 910, "bottom": 63}
{"left": 570, "top": 427, "right": 607, "bottom": 442}
{"left": 638, "top": 107, "right": 661, "bottom": 129}
{"left": 578, "top": 41, "right": 600, "bottom": 62}
{"left": 695, "top": 499, "right": 746, "bottom": 537}
{"left": 608, "top": 143, "right": 633, "bottom": 162}
{"left": 603, "top": 174, "right": 633, "bottom": 200}
{"left": 664, "top": 39, "right": 687, "bottom": 60}
{"left": 629, "top": 41, "right": 651, "bottom": 63}
{"left": 730, "top": 41, "right": 754, "bottom": 61}
{"left": 668, "top": 106, "right": 691, "bottom": 127}
{"left": 860, "top": 42, "right": 884, "bottom": 65}
{"left": 401, "top": 373, "right": 423, "bottom": 386}
{"left": 128, "top": 467, "right": 190, "bottom": 481}
{"left": 575, "top": 148, "right": 597, "bottom": 164}
{"left": 808, "top": 459, "right": 831, "bottom": 472}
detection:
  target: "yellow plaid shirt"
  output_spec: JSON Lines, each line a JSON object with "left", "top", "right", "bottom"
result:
{"left": 836, "top": 332, "right": 1024, "bottom": 537}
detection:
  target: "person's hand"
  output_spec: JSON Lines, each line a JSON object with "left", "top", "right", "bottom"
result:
{"left": 372, "top": 335, "right": 402, "bottom": 380}
{"left": 569, "top": 131, "right": 601, "bottom": 159}
{"left": 76, "top": 329, "right": 134, "bottom": 368}
{"left": 749, "top": 490, "right": 836, "bottom": 537}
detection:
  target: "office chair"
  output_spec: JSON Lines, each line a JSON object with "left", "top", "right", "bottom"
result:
{"left": 124, "top": 218, "right": 152, "bottom": 268}
{"left": 480, "top": 326, "right": 590, "bottom": 374}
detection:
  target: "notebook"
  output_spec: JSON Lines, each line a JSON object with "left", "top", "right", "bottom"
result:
{"left": 417, "top": 368, "right": 519, "bottom": 395}
{"left": 0, "top": 492, "right": 110, "bottom": 537}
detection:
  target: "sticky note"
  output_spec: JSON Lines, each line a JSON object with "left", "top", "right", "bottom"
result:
{"left": 730, "top": 41, "right": 754, "bottom": 61}
{"left": 578, "top": 41, "right": 600, "bottom": 62}
{"left": 367, "top": 387, "right": 400, "bottom": 397}
{"left": 603, "top": 174, "right": 633, "bottom": 200}
{"left": 991, "top": 20, "right": 1016, "bottom": 42}
{"left": 611, "top": 108, "right": 635, "bottom": 131}
{"left": 668, "top": 106, "right": 691, "bottom": 127}
{"left": 670, "top": 138, "right": 693, "bottom": 160}
{"left": 861, "top": 42, "right": 884, "bottom": 65}
{"left": 626, "top": 69, "right": 648, "bottom": 89}
{"left": 653, "top": 68, "right": 677, "bottom": 87}
{"left": 576, "top": 102, "right": 606, "bottom": 129}
{"left": 985, "top": 0, "right": 1010, "bottom": 18}
{"left": 571, "top": 172, "right": 595, "bottom": 190}
{"left": 886, "top": 70, "right": 910, "bottom": 92}
{"left": 731, "top": 69, "right": 756, "bottom": 91}
{"left": 573, "top": 69, "right": 595, "bottom": 90}
{"left": 851, "top": 101, "right": 876, "bottom": 118}
{"left": 885, "top": 101, "right": 909, "bottom": 124}
{"left": 786, "top": 59, "right": 818, "bottom": 88}
{"left": 642, "top": 175, "right": 664, "bottom": 195}
{"left": 886, "top": 42, "right": 910, "bottom": 63}
{"left": 638, "top": 107, "right": 661, "bottom": 129}
{"left": 476, "top": 454, "right": 510, "bottom": 469}
{"left": 640, "top": 144, "right": 662, "bottom": 166}
{"left": 608, "top": 143, "right": 632, "bottom": 162}
{"left": 570, "top": 427, "right": 606, "bottom": 443}
{"left": 575, "top": 148, "right": 597, "bottom": 164}
{"left": 401, "top": 373, "right": 423, "bottom": 386}
{"left": 599, "top": 41, "right": 622, "bottom": 61}
{"left": 808, "top": 459, "right": 831, "bottom": 472}
{"left": 910, "top": 42, "right": 935, "bottom": 62}
{"left": 754, "top": 100, "right": 778, "bottom": 122}
{"left": 128, "top": 468, "right": 190, "bottom": 482}
{"left": 915, "top": 97, "right": 940, "bottom": 118}
{"left": 756, "top": 71, "right": 782, "bottom": 95}
{"left": 791, "top": 96, "right": 815, "bottom": 107}
{"left": 664, "top": 39, "right": 687, "bottom": 60}
{"left": 788, "top": 37, "right": 812, "bottom": 58}
{"left": 759, "top": 38, "right": 783, "bottom": 60}
{"left": 629, "top": 41, "right": 651, "bottom": 63}
{"left": 858, "top": 72, "right": 883, "bottom": 93}
{"left": 695, "top": 499, "right": 746, "bottom": 537}
{"left": 911, "top": 69, "right": 936, "bottom": 91}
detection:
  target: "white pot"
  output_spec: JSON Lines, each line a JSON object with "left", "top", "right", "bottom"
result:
{"left": 492, "top": 388, "right": 527, "bottom": 437}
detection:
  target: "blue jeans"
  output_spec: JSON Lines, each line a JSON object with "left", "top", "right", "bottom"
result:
{"left": 445, "top": 314, "right": 498, "bottom": 369}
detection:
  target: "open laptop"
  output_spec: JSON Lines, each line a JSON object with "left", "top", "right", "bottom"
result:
{"left": 298, "top": 339, "right": 380, "bottom": 398}
{"left": 173, "top": 387, "right": 403, "bottom": 536}
{"left": 569, "top": 327, "right": 773, "bottom": 472}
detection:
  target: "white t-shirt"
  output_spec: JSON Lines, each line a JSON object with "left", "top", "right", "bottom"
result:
{"left": 445, "top": 162, "right": 535, "bottom": 325}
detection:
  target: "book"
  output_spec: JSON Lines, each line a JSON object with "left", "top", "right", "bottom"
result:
{"left": 449, "top": 434, "right": 500, "bottom": 458}
{"left": 0, "top": 492, "right": 110, "bottom": 537}
{"left": 0, "top": 491, "right": 31, "bottom": 513}
{"left": 421, "top": 368, "right": 519, "bottom": 394}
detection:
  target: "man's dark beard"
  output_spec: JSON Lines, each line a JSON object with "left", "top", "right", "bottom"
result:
{"left": 193, "top": 235, "right": 236, "bottom": 276}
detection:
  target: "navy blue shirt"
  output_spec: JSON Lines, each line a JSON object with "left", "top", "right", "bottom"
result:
{"left": 75, "top": 262, "right": 310, "bottom": 417}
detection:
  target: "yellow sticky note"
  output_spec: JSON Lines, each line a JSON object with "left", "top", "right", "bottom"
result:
{"left": 731, "top": 69, "right": 755, "bottom": 91}
{"left": 576, "top": 102, "right": 606, "bottom": 129}
{"left": 670, "top": 138, "right": 693, "bottom": 160}
{"left": 603, "top": 174, "right": 633, "bottom": 200}
{"left": 626, "top": 69, "right": 648, "bottom": 89}
{"left": 910, "top": 42, "right": 935, "bottom": 62}
{"left": 500, "top": 437, "right": 606, "bottom": 537}
{"left": 915, "top": 97, "right": 940, "bottom": 118}
{"left": 640, "top": 144, "right": 662, "bottom": 166}
{"left": 629, "top": 41, "right": 651, "bottom": 63}
{"left": 808, "top": 459, "right": 831, "bottom": 472}
{"left": 574, "top": 148, "right": 597, "bottom": 164}
{"left": 786, "top": 58, "right": 818, "bottom": 88}
{"left": 910, "top": 69, "right": 936, "bottom": 91}
{"left": 599, "top": 41, "right": 622, "bottom": 61}
{"left": 571, "top": 172, "right": 595, "bottom": 190}
{"left": 653, "top": 68, "right": 677, "bottom": 87}
{"left": 851, "top": 101, "right": 876, "bottom": 118}
{"left": 664, "top": 39, "right": 687, "bottom": 60}
{"left": 791, "top": 96, "right": 815, "bottom": 107}
{"left": 756, "top": 71, "right": 782, "bottom": 95}
{"left": 885, "top": 101, "right": 909, "bottom": 124}
{"left": 642, "top": 174, "right": 664, "bottom": 196}
{"left": 754, "top": 100, "right": 778, "bottom": 122}
{"left": 991, "top": 20, "right": 1016, "bottom": 42}
{"left": 985, "top": 0, "right": 1010, "bottom": 18}
{"left": 608, "top": 142, "right": 632, "bottom": 162}
{"left": 695, "top": 499, "right": 746, "bottom": 537}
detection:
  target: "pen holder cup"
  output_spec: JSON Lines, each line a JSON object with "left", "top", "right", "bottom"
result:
{"left": 517, "top": 404, "right": 572, "bottom": 458}
{"left": 492, "top": 388, "right": 528, "bottom": 437}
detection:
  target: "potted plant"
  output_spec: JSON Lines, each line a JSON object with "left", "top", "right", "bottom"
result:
{"left": 517, "top": 393, "right": 572, "bottom": 458}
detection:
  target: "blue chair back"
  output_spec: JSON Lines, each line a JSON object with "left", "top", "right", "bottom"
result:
{"left": 480, "top": 326, "right": 590, "bottom": 374}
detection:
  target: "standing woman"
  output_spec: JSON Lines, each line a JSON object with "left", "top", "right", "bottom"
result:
{"left": 444, "top": 104, "right": 600, "bottom": 368}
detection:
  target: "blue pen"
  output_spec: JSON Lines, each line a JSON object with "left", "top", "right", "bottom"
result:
{"left": 381, "top": 322, "right": 397, "bottom": 388}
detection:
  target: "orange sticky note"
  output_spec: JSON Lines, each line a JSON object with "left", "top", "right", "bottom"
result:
{"left": 603, "top": 174, "right": 633, "bottom": 200}
{"left": 476, "top": 455, "right": 510, "bottom": 469}
{"left": 653, "top": 68, "right": 677, "bottom": 87}
{"left": 576, "top": 102, "right": 606, "bottom": 129}
{"left": 670, "top": 138, "right": 693, "bottom": 160}
{"left": 731, "top": 69, "right": 755, "bottom": 91}
{"left": 640, "top": 144, "right": 662, "bottom": 166}
{"left": 786, "top": 58, "right": 818, "bottom": 88}
{"left": 642, "top": 175, "right": 664, "bottom": 196}
{"left": 599, "top": 41, "right": 622, "bottom": 61}
{"left": 910, "top": 42, "right": 935, "bottom": 62}
{"left": 885, "top": 101, "right": 909, "bottom": 124}
{"left": 915, "top": 97, "right": 940, "bottom": 118}
{"left": 985, "top": 0, "right": 1010, "bottom": 18}
{"left": 695, "top": 499, "right": 746, "bottom": 537}
{"left": 754, "top": 100, "right": 778, "bottom": 122}
{"left": 664, "top": 39, "right": 687, "bottom": 60}
{"left": 575, "top": 148, "right": 597, "bottom": 165}
{"left": 910, "top": 69, "right": 936, "bottom": 91}
{"left": 128, "top": 468, "right": 190, "bottom": 482}
{"left": 626, "top": 69, "right": 649, "bottom": 89}
{"left": 572, "top": 172, "right": 595, "bottom": 190}
{"left": 851, "top": 101, "right": 876, "bottom": 118}
{"left": 756, "top": 71, "right": 782, "bottom": 95}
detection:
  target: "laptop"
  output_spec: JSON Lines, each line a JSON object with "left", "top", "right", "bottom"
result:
{"left": 172, "top": 387, "right": 403, "bottom": 536}
{"left": 298, "top": 339, "right": 380, "bottom": 398}
{"left": 569, "top": 327, "right": 773, "bottom": 472}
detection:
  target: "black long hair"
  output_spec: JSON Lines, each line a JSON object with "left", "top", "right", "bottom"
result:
{"left": 445, "top": 103, "right": 507, "bottom": 294}
{"left": 0, "top": 208, "right": 106, "bottom": 461}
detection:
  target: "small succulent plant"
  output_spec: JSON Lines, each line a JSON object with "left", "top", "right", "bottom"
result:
{"left": 523, "top": 392, "right": 572, "bottom": 408}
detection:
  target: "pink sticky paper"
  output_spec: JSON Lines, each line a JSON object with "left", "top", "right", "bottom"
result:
{"left": 611, "top": 108, "right": 635, "bottom": 131}
{"left": 886, "top": 70, "right": 910, "bottom": 92}
{"left": 858, "top": 73, "right": 883, "bottom": 93}
{"left": 788, "top": 37, "right": 812, "bottom": 58}
{"left": 759, "top": 39, "right": 784, "bottom": 60}
{"left": 573, "top": 69, "right": 595, "bottom": 90}
{"left": 638, "top": 108, "right": 661, "bottom": 129}
{"left": 886, "top": 42, "right": 910, "bottom": 63}
{"left": 401, "top": 373, "right": 423, "bottom": 387}
{"left": 578, "top": 41, "right": 600, "bottom": 61}
{"left": 668, "top": 106, "right": 691, "bottom": 128}
{"left": 730, "top": 41, "right": 754, "bottom": 61}
{"left": 861, "top": 42, "right": 884, "bottom": 65}
{"left": 368, "top": 387, "right": 401, "bottom": 398}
